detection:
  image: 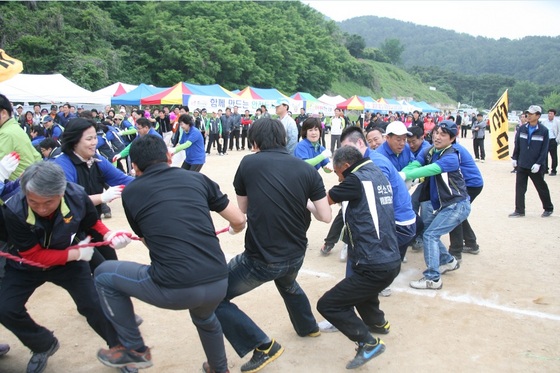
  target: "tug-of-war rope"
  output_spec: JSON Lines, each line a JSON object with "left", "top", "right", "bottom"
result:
{"left": 0, "top": 226, "right": 231, "bottom": 269}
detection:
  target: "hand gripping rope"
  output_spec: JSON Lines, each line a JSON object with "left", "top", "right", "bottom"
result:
{"left": 0, "top": 227, "right": 232, "bottom": 269}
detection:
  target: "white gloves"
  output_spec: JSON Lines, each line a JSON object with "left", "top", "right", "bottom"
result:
{"left": 531, "top": 164, "right": 540, "bottom": 173}
{"left": 511, "top": 159, "right": 517, "bottom": 168}
{"left": 398, "top": 171, "right": 407, "bottom": 181}
{"left": 321, "top": 149, "right": 332, "bottom": 159}
{"left": 77, "top": 237, "right": 94, "bottom": 261}
{"left": 411, "top": 178, "right": 423, "bottom": 187}
{"left": 0, "top": 152, "right": 20, "bottom": 180}
{"left": 167, "top": 147, "right": 176, "bottom": 155}
{"left": 104, "top": 230, "right": 132, "bottom": 249}
{"left": 112, "top": 154, "right": 121, "bottom": 163}
{"left": 101, "top": 185, "right": 125, "bottom": 204}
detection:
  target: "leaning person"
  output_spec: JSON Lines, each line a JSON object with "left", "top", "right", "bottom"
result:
{"left": 95, "top": 135, "right": 245, "bottom": 373}
{"left": 0, "top": 162, "right": 126, "bottom": 373}
{"left": 317, "top": 146, "right": 400, "bottom": 369}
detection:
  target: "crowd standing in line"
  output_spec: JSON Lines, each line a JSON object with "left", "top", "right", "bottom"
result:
{"left": 1, "top": 91, "right": 557, "bottom": 371}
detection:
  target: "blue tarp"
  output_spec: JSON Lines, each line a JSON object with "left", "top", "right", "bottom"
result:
{"left": 111, "top": 83, "right": 167, "bottom": 106}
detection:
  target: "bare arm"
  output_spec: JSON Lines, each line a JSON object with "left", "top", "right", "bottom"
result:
{"left": 219, "top": 200, "right": 246, "bottom": 233}
{"left": 308, "top": 196, "right": 332, "bottom": 223}
{"left": 236, "top": 195, "right": 248, "bottom": 214}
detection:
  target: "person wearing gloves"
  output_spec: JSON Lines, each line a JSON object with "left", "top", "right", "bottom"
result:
{"left": 0, "top": 162, "right": 127, "bottom": 373}
{"left": 0, "top": 152, "right": 20, "bottom": 199}
{"left": 168, "top": 113, "right": 206, "bottom": 172}
{"left": 509, "top": 105, "right": 554, "bottom": 218}
{"left": 400, "top": 120, "right": 470, "bottom": 290}
{"left": 293, "top": 117, "right": 333, "bottom": 173}
{"left": 94, "top": 135, "right": 246, "bottom": 373}
{"left": 54, "top": 118, "right": 133, "bottom": 271}
{"left": 0, "top": 94, "right": 42, "bottom": 181}
{"left": 112, "top": 117, "right": 162, "bottom": 165}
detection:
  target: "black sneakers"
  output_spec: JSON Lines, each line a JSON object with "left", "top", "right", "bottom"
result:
{"left": 368, "top": 320, "right": 390, "bottom": 334}
{"left": 202, "top": 361, "right": 230, "bottom": 373}
{"left": 508, "top": 211, "right": 525, "bottom": 218}
{"left": 346, "top": 338, "right": 386, "bottom": 369}
{"left": 27, "top": 337, "right": 59, "bottom": 373}
{"left": 240, "top": 339, "right": 284, "bottom": 373}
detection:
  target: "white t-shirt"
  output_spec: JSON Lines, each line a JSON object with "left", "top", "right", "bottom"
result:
{"left": 331, "top": 117, "right": 344, "bottom": 135}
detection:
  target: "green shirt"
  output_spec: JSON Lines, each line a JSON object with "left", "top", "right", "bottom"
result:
{"left": 0, "top": 117, "right": 42, "bottom": 180}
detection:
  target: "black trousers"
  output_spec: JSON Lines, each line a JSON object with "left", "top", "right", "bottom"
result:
{"left": 515, "top": 167, "right": 554, "bottom": 213}
{"left": 461, "top": 126, "right": 468, "bottom": 138}
{"left": 241, "top": 128, "right": 251, "bottom": 149}
{"left": 229, "top": 129, "right": 240, "bottom": 150}
{"left": 0, "top": 262, "right": 119, "bottom": 352}
{"left": 206, "top": 134, "right": 222, "bottom": 154}
{"left": 473, "top": 138, "right": 485, "bottom": 160}
{"left": 181, "top": 161, "right": 203, "bottom": 172}
{"left": 546, "top": 139, "right": 558, "bottom": 173}
{"left": 317, "top": 264, "right": 400, "bottom": 343}
{"left": 222, "top": 131, "right": 230, "bottom": 153}
{"left": 324, "top": 209, "right": 344, "bottom": 245}
{"left": 449, "top": 186, "right": 483, "bottom": 258}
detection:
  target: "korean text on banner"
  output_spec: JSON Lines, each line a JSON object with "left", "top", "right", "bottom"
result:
{"left": 489, "top": 89, "right": 509, "bottom": 161}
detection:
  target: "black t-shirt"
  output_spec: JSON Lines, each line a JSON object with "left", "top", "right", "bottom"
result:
{"left": 233, "top": 148, "right": 326, "bottom": 263}
{"left": 122, "top": 163, "right": 229, "bottom": 288}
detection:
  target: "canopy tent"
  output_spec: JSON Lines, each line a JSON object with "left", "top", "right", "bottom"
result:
{"left": 376, "top": 98, "right": 404, "bottom": 113}
{"left": 0, "top": 73, "right": 109, "bottom": 104}
{"left": 337, "top": 95, "right": 365, "bottom": 111}
{"left": 183, "top": 83, "right": 241, "bottom": 111}
{"left": 318, "top": 94, "right": 346, "bottom": 107}
{"left": 110, "top": 83, "right": 166, "bottom": 106}
{"left": 140, "top": 82, "right": 195, "bottom": 105}
{"left": 289, "top": 92, "right": 335, "bottom": 116}
{"left": 398, "top": 99, "right": 422, "bottom": 113}
{"left": 94, "top": 82, "right": 138, "bottom": 98}
{"left": 230, "top": 86, "right": 293, "bottom": 113}
{"left": 410, "top": 100, "right": 439, "bottom": 113}
{"left": 0, "top": 49, "right": 23, "bottom": 83}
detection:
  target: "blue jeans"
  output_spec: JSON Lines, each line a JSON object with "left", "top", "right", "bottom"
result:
{"left": 422, "top": 200, "right": 471, "bottom": 280}
{"left": 215, "top": 253, "right": 317, "bottom": 357}
{"left": 95, "top": 261, "right": 228, "bottom": 372}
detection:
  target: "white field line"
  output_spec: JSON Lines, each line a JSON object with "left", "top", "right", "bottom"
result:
{"left": 224, "top": 255, "right": 560, "bottom": 322}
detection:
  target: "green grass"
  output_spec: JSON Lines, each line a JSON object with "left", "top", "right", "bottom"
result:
{"left": 330, "top": 60, "right": 455, "bottom": 108}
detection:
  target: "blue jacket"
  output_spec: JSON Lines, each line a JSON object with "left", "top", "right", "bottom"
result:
{"left": 417, "top": 145, "right": 469, "bottom": 211}
{"left": 376, "top": 141, "right": 415, "bottom": 171}
{"left": 55, "top": 153, "right": 133, "bottom": 188}
{"left": 179, "top": 127, "right": 206, "bottom": 164}
{"left": 453, "top": 143, "right": 483, "bottom": 188}
{"left": 512, "top": 123, "right": 549, "bottom": 169}
{"left": 365, "top": 148, "right": 416, "bottom": 225}
{"left": 293, "top": 139, "right": 329, "bottom": 170}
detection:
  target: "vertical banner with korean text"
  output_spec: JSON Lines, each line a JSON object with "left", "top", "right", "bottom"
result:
{"left": 489, "top": 90, "right": 509, "bottom": 160}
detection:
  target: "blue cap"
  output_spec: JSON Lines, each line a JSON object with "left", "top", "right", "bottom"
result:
{"left": 275, "top": 98, "right": 290, "bottom": 107}
{"left": 41, "top": 115, "right": 53, "bottom": 123}
{"left": 438, "top": 120, "right": 457, "bottom": 136}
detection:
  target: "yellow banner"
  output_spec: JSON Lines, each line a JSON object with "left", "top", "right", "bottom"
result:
{"left": 0, "top": 49, "right": 23, "bottom": 83}
{"left": 489, "top": 89, "right": 509, "bottom": 160}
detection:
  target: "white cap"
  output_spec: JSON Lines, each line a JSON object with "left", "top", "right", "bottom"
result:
{"left": 386, "top": 121, "right": 411, "bottom": 136}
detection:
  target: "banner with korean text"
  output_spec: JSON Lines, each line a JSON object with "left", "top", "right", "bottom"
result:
{"left": 489, "top": 89, "right": 509, "bottom": 160}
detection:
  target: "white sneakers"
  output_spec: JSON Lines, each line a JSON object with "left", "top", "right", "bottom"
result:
{"left": 410, "top": 277, "right": 442, "bottom": 290}
{"left": 318, "top": 320, "right": 339, "bottom": 333}
{"left": 439, "top": 257, "right": 460, "bottom": 274}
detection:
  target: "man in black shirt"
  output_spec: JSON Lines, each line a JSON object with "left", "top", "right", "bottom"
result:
{"left": 94, "top": 135, "right": 246, "bottom": 373}
{"left": 215, "top": 118, "right": 331, "bottom": 373}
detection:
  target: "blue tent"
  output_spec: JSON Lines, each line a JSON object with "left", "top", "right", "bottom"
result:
{"left": 111, "top": 83, "right": 167, "bottom": 106}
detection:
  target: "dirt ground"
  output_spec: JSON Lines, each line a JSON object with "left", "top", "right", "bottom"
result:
{"left": 1, "top": 133, "right": 559, "bottom": 373}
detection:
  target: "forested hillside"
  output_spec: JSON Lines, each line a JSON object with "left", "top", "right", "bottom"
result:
{"left": 339, "top": 16, "right": 560, "bottom": 86}
{"left": 0, "top": 1, "right": 454, "bottom": 105}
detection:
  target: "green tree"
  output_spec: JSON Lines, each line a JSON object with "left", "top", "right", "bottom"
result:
{"left": 379, "top": 38, "right": 404, "bottom": 65}
{"left": 344, "top": 33, "right": 365, "bottom": 58}
{"left": 543, "top": 92, "right": 560, "bottom": 112}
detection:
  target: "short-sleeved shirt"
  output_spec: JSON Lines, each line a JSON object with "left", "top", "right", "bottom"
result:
{"left": 122, "top": 163, "right": 229, "bottom": 288}
{"left": 179, "top": 126, "right": 206, "bottom": 164}
{"left": 376, "top": 141, "right": 415, "bottom": 171}
{"left": 234, "top": 148, "right": 326, "bottom": 263}
{"left": 293, "top": 138, "right": 329, "bottom": 170}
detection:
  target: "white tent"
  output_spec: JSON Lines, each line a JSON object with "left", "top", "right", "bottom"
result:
{"left": 94, "top": 82, "right": 138, "bottom": 97}
{"left": 318, "top": 94, "right": 346, "bottom": 106}
{"left": 0, "top": 73, "right": 109, "bottom": 105}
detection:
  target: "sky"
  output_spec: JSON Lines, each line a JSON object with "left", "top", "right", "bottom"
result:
{"left": 303, "top": 1, "right": 560, "bottom": 40}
